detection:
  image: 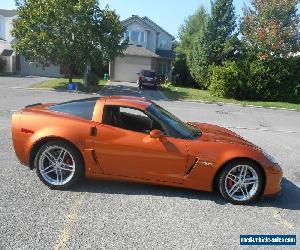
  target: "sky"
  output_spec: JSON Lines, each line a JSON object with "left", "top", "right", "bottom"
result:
{"left": 1, "top": 0, "right": 250, "bottom": 37}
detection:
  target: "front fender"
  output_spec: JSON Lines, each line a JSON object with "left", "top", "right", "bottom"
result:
{"left": 183, "top": 141, "right": 272, "bottom": 192}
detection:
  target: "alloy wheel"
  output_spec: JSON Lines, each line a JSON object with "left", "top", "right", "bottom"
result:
{"left": 38, "top": 145, "right": 75, "bottom": 186}
{"left": 224, "top": 165, "right": 259, "bottom": 202}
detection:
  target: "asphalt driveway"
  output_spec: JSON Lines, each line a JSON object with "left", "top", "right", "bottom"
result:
{"left": 99, "top": 81, "right": 167, "bottom": 100}
{"left": 0, "top": 77, "right": 299, "bottom": 249}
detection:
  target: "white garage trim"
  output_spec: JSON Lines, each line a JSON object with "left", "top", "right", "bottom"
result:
{"left": 114, "top": 55, "right": 152, "bottom": 82}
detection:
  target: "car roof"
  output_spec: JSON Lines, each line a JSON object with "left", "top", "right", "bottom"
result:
{"left": 101, "top": 96, "right": 152, "bottom": 110}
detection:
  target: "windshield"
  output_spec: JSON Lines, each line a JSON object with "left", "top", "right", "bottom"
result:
{"left": 143, "top": 71, "right": 156, "bottom": 77}
{"left": 146, "top": 103, "right": 200, "bottom": 139}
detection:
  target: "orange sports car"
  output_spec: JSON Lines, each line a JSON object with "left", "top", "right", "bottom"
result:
{"left": 12, "top": 96, "right": 282, "bottom": 204}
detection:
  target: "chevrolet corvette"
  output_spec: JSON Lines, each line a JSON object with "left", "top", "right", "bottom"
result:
{"left": 12, "top": 96, "right": 282, "bottom": 204}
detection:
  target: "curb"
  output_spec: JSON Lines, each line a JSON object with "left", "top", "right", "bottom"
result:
{"left": 169, "top": 98, "right": 299, "bottom": 112}
{"left": 14, "top": 86, "right": 100, "bottom": 95}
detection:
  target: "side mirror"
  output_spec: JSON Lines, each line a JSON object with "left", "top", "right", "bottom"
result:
{"left": 150, "top": 129, "right": 164, "bottom": 139}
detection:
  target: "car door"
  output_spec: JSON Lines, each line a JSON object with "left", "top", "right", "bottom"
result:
{"left": 93, "top": 106, "right": 188, "bottom": 184}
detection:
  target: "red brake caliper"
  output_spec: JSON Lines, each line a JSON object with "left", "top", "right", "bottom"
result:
{"left": 227, "top": 178, "right": 234, "bottom": 189}
{"left": 64, "top": 154, "right": 73, "bottom": 170}
{"left": 227, "top": 171, "right": 235, "bottom": 188}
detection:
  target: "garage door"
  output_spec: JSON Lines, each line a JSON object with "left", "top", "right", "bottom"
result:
{"left": 20, "top": 56, "right": 60, "bottom": 77}
{"left": 114, "top": 55, "right": 151, "bottom": 82}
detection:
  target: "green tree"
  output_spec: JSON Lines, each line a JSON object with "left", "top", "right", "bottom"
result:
{"left": 189, "top": 0, "right": 239, "bottom": 87}
{"left": 240, "top": 0, "right": 299, "bottom": 59}
{"left": 174, "top": 6, "right": 207, "bottom": 85}
{"left": 13, "top": 0, "right": 126, "bottom": 83}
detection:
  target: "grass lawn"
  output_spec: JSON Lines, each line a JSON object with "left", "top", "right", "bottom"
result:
{"left": 160, "top": 83, "right": 300, "bottom": 111}
{"left": 31, "top": 78, "right": 108, "bottom": 93}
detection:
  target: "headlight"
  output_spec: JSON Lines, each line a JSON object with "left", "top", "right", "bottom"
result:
{"left": 262, "top": 150, "right": 278, "bottom": 164}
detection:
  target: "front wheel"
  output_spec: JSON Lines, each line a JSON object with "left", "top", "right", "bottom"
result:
{"left": 35, "top": 140, "right": 84, "bottom": 189}
{"left": 218, "top": 160, "right": 263, "bottom": 204}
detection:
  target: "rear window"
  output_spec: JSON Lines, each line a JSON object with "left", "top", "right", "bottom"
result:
{"left": 48, "top": 97, "right": 98, "bottom": 120}
{"left": 143, "top": 71, "right": 156, "bottom": 77}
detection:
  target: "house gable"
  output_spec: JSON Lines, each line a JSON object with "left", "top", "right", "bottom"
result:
{"left": 122, "top": 15, "right": 174, "bottom": 52}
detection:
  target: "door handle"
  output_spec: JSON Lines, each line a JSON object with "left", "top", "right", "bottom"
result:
{"left": 90, "top": 126, "right": 97, "bottom": 136}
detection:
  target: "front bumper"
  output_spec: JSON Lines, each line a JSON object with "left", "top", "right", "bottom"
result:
{"left": 142, "top": 82, "right": 157, "bottom": 86}
{"left": 263, "top": 163, "right": 283, "bottom": 196}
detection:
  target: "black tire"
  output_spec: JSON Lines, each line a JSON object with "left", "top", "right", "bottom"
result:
{"left": 34, "top": 140, "right": 84, "bottom": 189}
{"left": 218, "top": 159, "right": 263, "bottom": 205}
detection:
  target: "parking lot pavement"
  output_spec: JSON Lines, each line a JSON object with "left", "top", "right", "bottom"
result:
{"left": 99, "top": 81, "right": 168, "bottom": 100}
{"left": 0, "top": 75, "right": 54, "bottom": 89}
{"left": 0, "top": 77, "right": 299, "bottom": 249}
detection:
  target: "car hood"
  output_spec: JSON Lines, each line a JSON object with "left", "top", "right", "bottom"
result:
{"left": 189, "top": 122, "right": 256, "bottom": 148}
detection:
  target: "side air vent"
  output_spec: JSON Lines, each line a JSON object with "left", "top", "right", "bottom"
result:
{"left": 185, "top": 157, "right": 198, "bottom": 175}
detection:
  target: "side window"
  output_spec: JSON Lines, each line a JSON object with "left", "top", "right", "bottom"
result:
{"left": 102, "top": 106, "right": 163, "bottom": 134}
{"left": 48, "top": 98, "right": 97, "bottom": 120}
{"left": 120, "top": 107, "right": 147, "bottom": 117}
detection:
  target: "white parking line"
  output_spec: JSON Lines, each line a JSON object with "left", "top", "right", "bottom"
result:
{"left": 54, "top": 193, "right": 86, "bottom": 250}
{"left": 272, "top": 209, "right": 294, "bottom": 230}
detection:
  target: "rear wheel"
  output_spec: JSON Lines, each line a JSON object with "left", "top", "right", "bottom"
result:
{"left": 218, "top": 160, "right": 263, "bottom": 204}
{"left": 35, "top": 140, "right": 84, "bottom": 189}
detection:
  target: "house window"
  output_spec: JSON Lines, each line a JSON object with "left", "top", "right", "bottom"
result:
{"left": 156, "top": 62, "right": 170, "bottom": 77}
{"left": 131, "top": 31, "right": 140, "bottom": 43}
{"left": 124, "top": 30, "right": 145, "bottom": 44}
{"left": 159, "top": 39, "right": 167, "bottom": 49}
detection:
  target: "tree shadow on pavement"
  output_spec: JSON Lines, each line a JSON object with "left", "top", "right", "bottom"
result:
{"left": 70, "top": 177, "right": 299, "bottom": 210}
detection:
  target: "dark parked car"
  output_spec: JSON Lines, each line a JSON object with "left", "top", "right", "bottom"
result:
{"left": 137, "top": 70, "right": 158, "bottom": 90}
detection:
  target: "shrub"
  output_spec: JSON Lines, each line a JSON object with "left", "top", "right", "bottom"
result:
{"left": 209, "top": 57, "right": 300, "bottom": 103}
{"left": 239, "top": 57, "right": 300, "bottom": 102}
{"left": 209, "top": 61, "right": 242, "bottom": 98}
{"left": 87, "top": 72, "right": 99, "bottom": 85}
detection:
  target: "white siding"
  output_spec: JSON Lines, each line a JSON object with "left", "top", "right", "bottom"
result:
{"left": 5, "top": 16, "right": 16, "bottom": 43}
{"left": 0, "top": 16, "right": 5, "bottom": 40}
{"left": 0, "top": 15, "right": 15, "bottom": 72}
{"left": 158, "top": 32, "right": 173, "bottom": 50}
{"left": 145, "top": 29, "right": 157, "bottom": 52}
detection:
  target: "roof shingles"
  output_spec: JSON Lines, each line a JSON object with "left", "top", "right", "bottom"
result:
{"left": 124, "top": 44, "right": 159, "bottom": 58}
{"left": 0, "top": 9, "right": 17, "bottom": 17}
